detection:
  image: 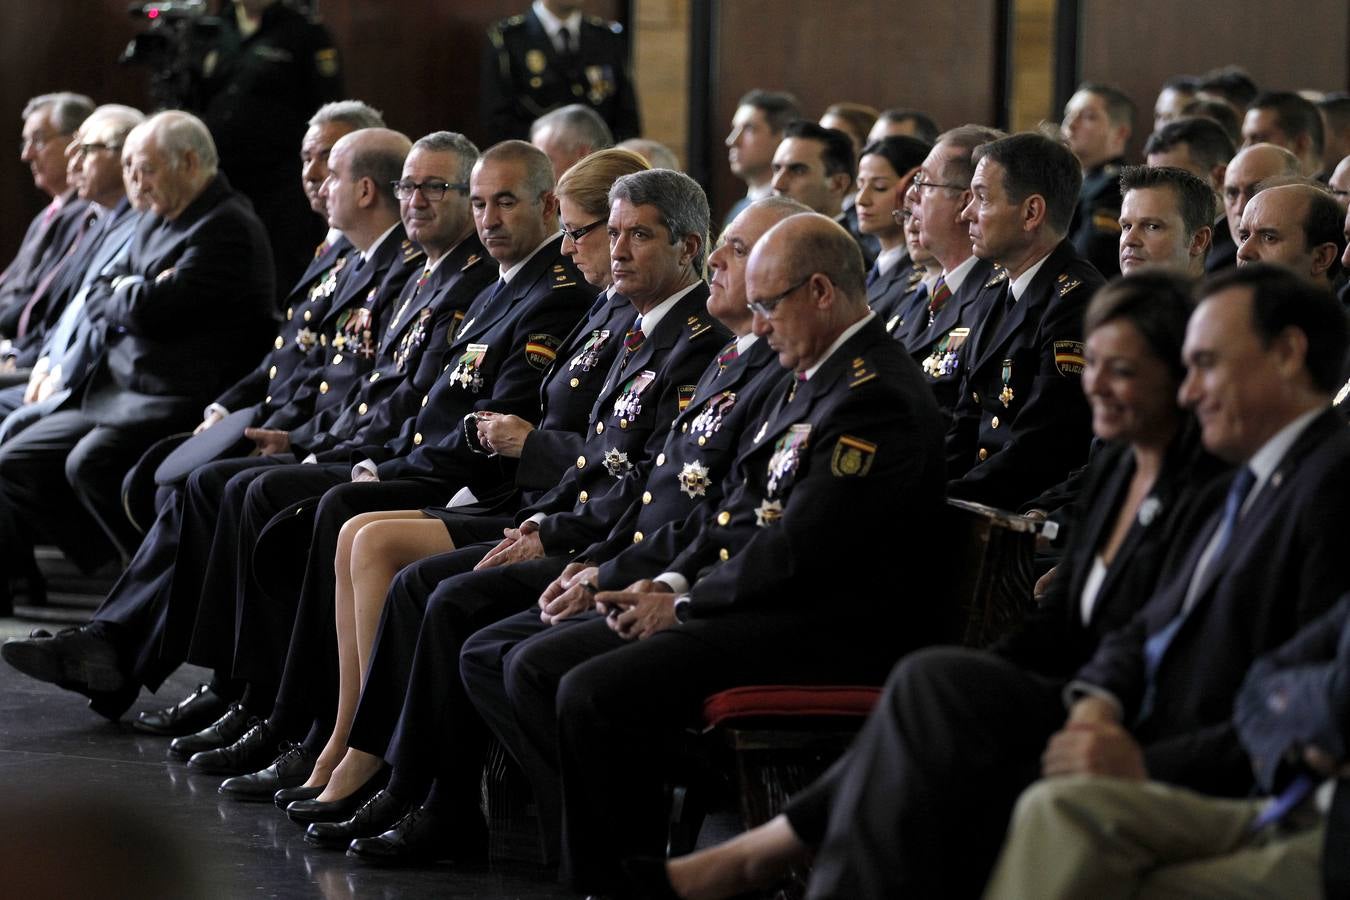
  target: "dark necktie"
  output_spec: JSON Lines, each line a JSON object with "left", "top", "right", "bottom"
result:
{"left": 865, "top": 264, "right": 880, "bottom": 288}
{"left": 557, "top": 25, "right": 574, "bottom": 56}
{"left": 927, "top": 274, "right": 952, "bottom": 326}
{"left": 619, "top": 318, "right": 645, "bottom": 371}
{"left": 1139, "top": 466, "right": 1257, "bottom": 718}
{"left": 717, "top": 340, "right": 739, "bottom": 372}
{"left": 17, "top": 209, "right": 99, "bottom": 337}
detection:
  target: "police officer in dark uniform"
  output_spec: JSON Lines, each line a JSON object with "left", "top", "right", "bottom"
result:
{"left": 1062, "top": 84, "right": 1134, "bottom": 280}
{"left": 194, "top": 0, "right": 343, "bottom": 299}
{"left": 946, "top": 132, "right": 1105, "bottom": 512}
{"left": 482, "top": 1, "right": 641, "bottom": 143}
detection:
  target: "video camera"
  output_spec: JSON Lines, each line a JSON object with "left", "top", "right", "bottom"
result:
{"left": 120, "top": 1, "right": 221, "bottom": 109}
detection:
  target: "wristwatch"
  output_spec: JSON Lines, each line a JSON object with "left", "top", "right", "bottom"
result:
{"left": 673, "top": 595, "right": 692, "bottom": 624}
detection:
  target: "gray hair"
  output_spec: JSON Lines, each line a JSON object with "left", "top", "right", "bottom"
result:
{"left": 84, "top": 104, "right": 146, "bottom": 145}
{"left": 22, "top": 92, "right": 94, "bottom": 134}
{"left": 530, "top": 104, "right": 614, "bottom": 152}
{"left": 309, "top": 100, "right": 385, "bottom": 131}
{"left": 617, "top": 138, "right": 680, "bottom": 171}
{"left": 411, "top": 130, "right": 480, "bottom": 183}
{"left": 609, "top": 168, "right": 711, "bottom": 272}
{"left": 147, "top": 110, "right": 218, "bottom": 175}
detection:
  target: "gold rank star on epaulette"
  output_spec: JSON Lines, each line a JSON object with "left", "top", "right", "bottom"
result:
{"left": 401, "top": 240, "right": 423, "bottom": 263}
{"left": 1057, "top": 273, "right": 1084, "bottom": 297}
{"left": 985, "top": 266, "right": 1009, "bottom": 287}
{"left": 848, "top": 356, "right": 876, "bottom": 389}
{"left": 687, "top": 316, "right": 712, "bottom": 339}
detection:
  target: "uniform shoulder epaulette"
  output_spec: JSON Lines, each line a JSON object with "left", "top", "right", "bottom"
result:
{"left": 848, "top": 355, "right": 877, "bottom": 389}
{"left": 1056, "top": 272, "right": 1084, "bottom": 297}
{"left": 905, "top": 268, "right": 924, "bottom": 288}
{"left": 401, "top": 239, "right": 423, "bottom": 263}
{"left": 500, "top": 14, "right": 526, "bottom": 29}
{"left": 1092, "top": 209, "right": 1122, "bottom": 232}
{"left": 551, "top": 263, "right": 577, "bottom": 289}
{"left": 985, "top": 266, "right": 1009, "bottom": 288}
{"left": 461, "top": 253, "right": 482, "bottom": 271}
{"left": 585, "top": 14, "right": 623, "bottom": 33}
{"left": 687, "top": 314, "right": 713, "bottom": 339}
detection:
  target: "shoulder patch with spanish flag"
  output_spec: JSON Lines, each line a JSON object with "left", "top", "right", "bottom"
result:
{"left": 677, "top": 384, "right": 698, "bottom": 411}
{"left": 1053, "top": 340, "right": 1086, "bottom": 376}
{"left": 525, "top": 333, "right": 560, "bottom": 370}
{"left": 831, "top": 435, "right": 877, "bottom": 477}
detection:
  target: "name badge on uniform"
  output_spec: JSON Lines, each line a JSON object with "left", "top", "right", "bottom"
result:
{"left": 451, "top": 343, "right": 490, "bottom": 393}
{"left": 766, "top": 423, "right": 811, "bottom": 497}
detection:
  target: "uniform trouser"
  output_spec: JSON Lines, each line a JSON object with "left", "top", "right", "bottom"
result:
{"left": 264, "top": 478, "right": 466, "bottom": 748}
{"left": 502, "top": 609, "right": 901, "bottom": 894}
{"left": 0, "top": 409, "right": 157, "bottom": 572}
{"left": 983, "top": 775, "right": 1323, "bottom": 900}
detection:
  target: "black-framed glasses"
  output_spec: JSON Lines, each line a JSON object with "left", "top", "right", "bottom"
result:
{"left": 73, "top": 141, "right": 122, "bottom": 156}
{"left": 561, "top": 219, "right": 606, "bottom": 242}
{"left": 911, "top": 173, "right": 968, "bottom": 193}
{"left": 747, "top": 274, "right": 813, "bottom": 317}
{"left": 392, "top": 179, "right": 469, "bottom": 201}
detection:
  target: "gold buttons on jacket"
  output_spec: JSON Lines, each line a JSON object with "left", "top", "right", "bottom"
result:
{"left": 421, "top": 394, "right": 429, "bottom": 407}
{"left": 655, "top": 453, "right": 666, "bottom": 466}
{"left": 595, "top": 422, "right": 604, "bottom": 434}
{"left": 333, "top": 354, "right": 343, "bottom": 365}
{"left": 570, "top": 377, "right": 580, "bottom": 388}
{"left": 972, "top": 391, "right": 980, "bottom": 403}
{"left": 274, "top": 336, "right": 285, "bottom": 350}
{"left": 577, "top": 456, "right": 586, "bottom": 469}
{"left": 719, "top": 548, "right": 730, "bottom": 561}
{"left": 414, "top": 433, "right": 423, "bottom": 445}
{"left": 991, "top": 416, "right": 1000, "bottom": 429}
{"left": 358, "top": 403, "right": 368, "bottom": 415}
{"left": 697, "top": 436, "right": 707, "bottom": 446}
{"left": 369, "top": 372, "right": 379, "bottom": 382}
{"left": 268, "top": 366, "right": 277, "bottom": 379}
{"left": 642, "top": 491, "right": 652, "bottom": 504}
{"left": 319, "top": 381, "right": 329, "bottom": 394}
{"left": 978, "top": 448, "right": 989, "bottom": 461}
{"left": 303, "top": 310, "right": 312, "bottom": 321}
{"left": 633, "top": 532, "right": 644, "bottom": 543}
{"left": 717, "top": 511, "right": 730, "bottom": 526}
{"left": 578, "top": 490, "right": 589, "bottom": 503}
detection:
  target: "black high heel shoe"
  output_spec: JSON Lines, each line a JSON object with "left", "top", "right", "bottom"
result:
{"left": 285, "top": 765, "right": 389, "bottom": 824}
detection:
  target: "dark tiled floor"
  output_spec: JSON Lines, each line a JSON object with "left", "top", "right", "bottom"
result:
{"left": 0, "top": 638, "right": 584, "bottom": 898}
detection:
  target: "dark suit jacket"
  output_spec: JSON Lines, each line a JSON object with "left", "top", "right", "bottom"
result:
{"left": 297, "top": 237, "right": 495, "bottom": 459}
{"left": 667, "top": 316, "right": 946, "bottom": 624}
{"left": 482, "top": 8, "right": 640, "bottom": 142}
{"left": 80, "top": 173, "right": 276, "bottom": 428}
{"left": 946, "top": 240, "right": 1104, "bottom": 510}
{"left": 212, "top": 234, "right": 352, "bottom": 417}
{"left": 526, "top": 283, "right": 726, "bottom": 555}
{"left": 592, "top": 335, "right": 782, "bottom": 588}
{"left": 515, "top": 288, "right": 637, "bottom": 494}
{"left": 1075, "top": 408, "right": 1350, "bottom": 796}
{"left": 905, "top": 257, "right": 1006, "bottom": 421}
{"left": 1205, "top": 217, "right": 1238, "bottom": 273}
{"left": 1067, "top": 158, "right": 1124, "bottom": 279}
{"left": 993, "top": 427, "right": 1228, "bottom": 680}
{"left": 0, "top": 192, "right": 91, "bottom": 338}
{"left": 868, "top": 257, "right": 921, "bottom": 337}
{"left": 364, "top": 237, "right": 595, "bottom": 495}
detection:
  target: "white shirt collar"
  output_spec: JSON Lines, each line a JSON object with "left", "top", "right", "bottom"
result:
{"left": 637, "top": 281, "right": 700, "bottom": 336}
{"left": 1009, "top": 249, "right": 1054, "bottom": 302}
{"left": 804, "top": 311, "right": 876, "bottom": 381}
{"left": 875, "top": 245, "right": 909, "bottom": 277}
{"left": 941, "top": 254, "right": 980, "bottom": 294}
{"left": 424, "top": 233, "right": 472, "bottom": 275}
{"left": 1242, "top": 406, "right": 1324, "bottom": 506}
{"left": 501, "top": 232, "right": 559, "bottom": 283}
{"left": 734, "top": 332, "right": 759, "bottom": 353}
{"left": 533, "top": 0, "right": 581, "bottom": 50}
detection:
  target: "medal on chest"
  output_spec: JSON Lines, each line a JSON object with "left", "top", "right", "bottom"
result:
{"left": 689, "top": 390, "right": 737, "bottom": 443}
{"left": 754, "top": 498, "right": 784, "bottom": 528}
{"left": 602, "top": 447, "right": 631, "bottom": 478}
{"left": 765, "top": 423, "right": 811, "bottom": 497}
{"left": 571, "top": 329, "right": 612, "bottom": 372}
{"left": 612, "top": 369, "right": 656, "bottom": 426}
{"left": 451, "top": 343, "right": 489, "bottom": 393}
{"left": 999, "top": 358, "right": 1015, "bottom": 407}
{"left": 394, "top": 307, "right": 433, "bottom": 373}
{"left": 677, "top": 460, "right": 712, "bottom": 499}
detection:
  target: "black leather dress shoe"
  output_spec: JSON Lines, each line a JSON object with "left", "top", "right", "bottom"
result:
{"left": 304, "top": 789, "right": 414, "bottom": 849}
{"left": 1, "top": 625, "right": 126, "bottom": 693}
{"left": 187, "top": 720, "right": 277, "bottom": 776}
{"left": 132, "top": 683, "right": 231, "bottom": 737}
{"left": 620, "top": 857, "right": 681, "bottom": 900}
{"left": 286, "top": 767, "right": 388, "bottom": 825}
{"left": 168, "top": 703, "right": 251, "bottom": 760}
{"left": 218, "top": 742, "right": 315, "bottom": 801}
{"left": 347, "top": 805, "right": 488, "bottom": 866}
{"left": 274, "top": 783, "right": 325, "bottom": 809}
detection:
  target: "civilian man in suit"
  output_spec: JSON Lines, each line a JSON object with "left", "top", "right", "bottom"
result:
{"left": 1117, "top": 165, "right": 1213, "bottom": 277}
{"left": 484, "top": 213, "right": 948, "bottom": 894}
{"left": 1222, "top": 143, "right": 1300, "bottom": 263}
{"left": 1062, "top": 83, "right": 1134, "bottom": 278}
{"left": 0, "top": 92, "right": 95, "bottom": 341}
{"left": 901, "top": 125, "right": 1006, "bottom": 419}
{"left": 794, "top": 264, "right": 1350, "bottom": 898}
{"left": 1144, "top": 116, "right": 1238, "bottom": 272}
{"left": 986, "top": 591, "right": 1350, "bottom": 898}
{"left": 770, "top": 121, "right": 872, "bottom": 268}
{"left": 0, "top": 111, "right": 273, "bottom": 587}
{"left": 1235, "top": 182, "right": 1344, "bottom": 284}
{"left": 945, "top": 132, "right": 1105, "bottom": 511}
{"left": 482, "top": 1, "right": 640, "bottom": 143}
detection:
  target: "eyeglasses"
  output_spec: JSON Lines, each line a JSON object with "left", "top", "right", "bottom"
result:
{"left": 561, "top": 219, "right": 606, "bottom": 242}
{"left": 72, "top": 142, "right": 122, "bottom": 157}
{"left": 391, "top": 179, "right": 469, "bottom": 201}
{"left": 911, "top": 173, "right": 968, "bottom": 193}
{"left": 747, "top": 274, "right": 813, "bottom": 317}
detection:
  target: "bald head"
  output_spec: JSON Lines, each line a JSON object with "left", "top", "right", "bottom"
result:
{"left": 333, "top": 127, "right": 412, "bottom": 211}
{"left": 746, "top": 213, "right": 869, "bottom": 372}
{"left": 1223, "top": 143, "right": 1301, "bottom": 240}
{"left": 1236, "top": 183, "right": 1342, "bottom": 280}
{"left": 1330, "top": 155, "right": 1350, "bottom": 206}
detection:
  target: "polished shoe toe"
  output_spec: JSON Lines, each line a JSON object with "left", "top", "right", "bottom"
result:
{"left": 347, "top": 805, "right": 487, "bottom": 866}
{"left": 1, "top": 626, "right": 125, "bottom": 694}
{"left": 274, "top": 783, "right": 325, "bottom": 809}
{"left": 168, "top": 703, "right": 251, "bottom": 760}
{"left": 133, "top": 683, "right": 231, "bottom": 737}
{"left": 286, "top": 768, "right": 387, "bottom": 825}
{"left": 304, "top": 789, "right": 413, "bottom": 849}
{"left": 218, "top": 742, "right": 315, "bottom": 801}
{"left": 187, "top": 720, "right": 277, "bottom": 776}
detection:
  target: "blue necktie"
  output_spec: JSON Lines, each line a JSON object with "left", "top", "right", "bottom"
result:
{"left": 1139, "top": 466, "right": 1257, "bottom": 718}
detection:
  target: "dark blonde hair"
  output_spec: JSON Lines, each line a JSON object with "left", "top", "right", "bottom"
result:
{"left": 555, "top": 148, "right": 650, "bottom": 218}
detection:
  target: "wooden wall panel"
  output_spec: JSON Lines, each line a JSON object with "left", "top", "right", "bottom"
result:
{"left": 703, "top": 0, "right": 1002, "bottom": 223}
{"left": 1077, "top": 0, "right": 1350, "bottom": 159}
